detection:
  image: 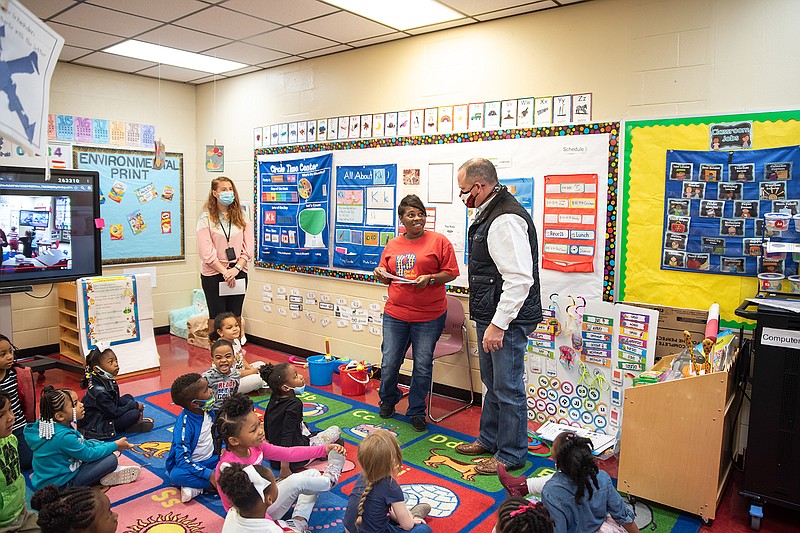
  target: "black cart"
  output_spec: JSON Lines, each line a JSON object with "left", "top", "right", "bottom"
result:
{"left": 735, "top": 300, "right": 800, "bottom": 530}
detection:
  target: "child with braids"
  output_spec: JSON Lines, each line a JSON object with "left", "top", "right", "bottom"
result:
{"left": 78, "top": 346, "right": 154, "bottom": 439}
{"left": 0, "top": 333, "right": 34, "bottom": 470}
{"left": 164, "top": 373, "right": 219, "bottom": 503}
{"left": 218, "top": 462, "right": 302, "bottom": 533}
{"left": 209, "top": 312, "right": 266, "bottom": 394}
{"left": 0, "top": 391, "right": 39, "bottom": 532}
{"left": 495, "top": 497, "right": 554, "bottom": 533}
{"left": 214, "top": 394, "right": 345, "bottom": 531}
{"left": 540, "top": 432, "right": 636, "bottom": 533}
{"left": 262, "top": 362, "right": 341, "bottom": 478}
{"left": 24, "top": 386, "right": 139, "bottom": 491}
{"left": 31, "top": 484, "right": 117, "bottom": 533}
{"left": 344, "top": 429, "right": 432, "bottom": 533}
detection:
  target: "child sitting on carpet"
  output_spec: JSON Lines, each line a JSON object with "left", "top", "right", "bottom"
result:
{"left": 0, "top": 391, "right": 40, "bottom": 532}
{"left": 540, "top": 432, "right": 637, "bottom": 533}
{"left": 165, "top": 373, "right": 219, "bottom": 503}
{"left": 215, "top": 393, "right": 345, "bottom": 529}
{"left": 78, "top": 346, "right": 154, "bottom": 439}
{"left": 31, "top": 484, "right": 118, "bottom": 533}
{"left": 25, "top": 386, "right": 139, "bottom": 491}
{"left": 203, "top": 340, "right": 242, "bottom": 410}
{"left": 343, "top": 429, "right": 432, "bottom": 533}
{"left": 262, "top": 362, "right": 341, "bottom": 478}
{"left": 218, "top": 462, "right": 305, "bottom": 533}
{"left": 495, "top": 497, "right": 554, "bottom": 533}
{"left": 0, "top": 333, "right": 34, "bottom": 470}
{"left": 209, "top": 312, "right": 266, "bottom": 394}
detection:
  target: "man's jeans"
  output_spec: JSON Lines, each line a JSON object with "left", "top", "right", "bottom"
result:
{"left": 378, "top": 312, "right": 446, "bottom": 417}
{"left": 474, "top": 320, "right": 532, "bottom": 467}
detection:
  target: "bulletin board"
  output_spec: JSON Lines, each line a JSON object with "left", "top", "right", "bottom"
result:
{"left": 256, "top": 123, "right": 620, "bottom": 302}
{"left": 73, "top": 146, "right": 184, "bottom": 264}
{"left": 619, "top": 109, "right": 800, "bottom": 325}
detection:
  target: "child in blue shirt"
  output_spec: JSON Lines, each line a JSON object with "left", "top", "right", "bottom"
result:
{"left": 165, "top": 373, "right": 219, "bottom": 503}
{"left": 24, "top": 386, "right": 139, "bottom": 490}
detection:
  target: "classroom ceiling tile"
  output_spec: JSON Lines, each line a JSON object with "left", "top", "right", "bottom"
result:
{"left": 474, "top": 1, "right": 558, "bottom": 21}
{"left": 174, "top": 6, "right": 279, "bottom": 40}
{"left": 300, "top": 44, "right": 353, "bottom": 59}
{"left": 51, "top": 3, "right": 161, "bottom": 37}
{"left": 258, "top": 56, "right": 306, "bottom": 69}
{"left": 84, "top": 0, "right": 207, "bottom": 22}
{"left": 403, "top": 17, "right": 477, "bottom": 35}
{"left": 137, "top": 25, "right": 233, "bottom": 53}
{"left": 348, "top": 32, "right": 408, "bottom": 47}
{"left": 47, "top": 22, "right": 124, "bottom": 50}
{"left": 188, "top": 74, "right": 230, "bottom": 85}
{"left": 58, "top": 45, "right": 93, "bottom": 62}
{"left": 73, "top": 52, "right": 157, "bottom": 73}
{"left": 223, "top": 0, "right": 339, "bottom": 25}
{"left": 204, "top": 41, "right": 289, "bottom": 64}
{"left": 244, "top": 27, "right": 338, "bottom": 56}
{"left": 22, "top": 0, "right": 76, "bottom": 20}
{"left": 293, "top": 11, "right": 395, "bottom": 44}
{"left": 441, "top": 0, "right": 550, "bottom": 15}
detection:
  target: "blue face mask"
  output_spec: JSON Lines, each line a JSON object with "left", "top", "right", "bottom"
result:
{"left": 289, "top": 385, "right": 305, "bottom": 396}
{"left": 94, "top": 366, "right": 115, "bottom": 380}
{"left": 218, "top": 191, "right": 235, "bottom": 206}
{"left": 193, "top": 397, "right": 216, "bottom": 412}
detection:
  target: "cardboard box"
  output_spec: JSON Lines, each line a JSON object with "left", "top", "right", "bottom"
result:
{"left": 621, "top": 302, "right": 708, "bottom": 359}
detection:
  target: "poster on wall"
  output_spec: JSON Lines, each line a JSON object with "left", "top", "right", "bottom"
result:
{"left": 257, "top": 153, "right": 332, "bottom": 267}
{"left": 81, "top": 275, "right": 140, "bottom": 350}
{"left": 662, "top": 146, "right": 800, "bottom": 276}
{"left": 333, "top": 164, "right": 397, "bottom": 271}
{"left": 541, "top": 174, "right": 598, "bottom": 272}
{"left": 73, "top": 146, "right": 184, "bottom": 264}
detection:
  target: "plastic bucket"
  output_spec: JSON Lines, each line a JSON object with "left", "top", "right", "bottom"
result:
{"left": 308, "top": 355, "right": 336, "bottom": 386}
{"left": 339, "top": 364, "right": 369, "bottom": 396}
{"left": 758, "top": 273, "right": 784, "bottom": 292}
{"left": 765, "top": 212, "right": 791, "bottom": 231}
{"left": 789, "top": 275, "right": 800, "bottom": 294}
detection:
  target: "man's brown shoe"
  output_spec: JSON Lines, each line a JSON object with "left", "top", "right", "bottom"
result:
{"left": 455, "top": 441, "right": 491, "bottom": 456}
{"left": 475, "top": 457, "right": 525, "bottom": 475}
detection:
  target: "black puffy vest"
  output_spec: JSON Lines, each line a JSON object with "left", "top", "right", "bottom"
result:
{"left": 468, "top": 186, "right": 542, "bottom": 325}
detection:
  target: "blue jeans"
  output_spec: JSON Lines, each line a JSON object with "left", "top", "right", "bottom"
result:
{"left": 67, "top": 453, "right": 117, "bottom": 487}
{"left": 387, "top": 522, "right": 432, "bottom": 533}
{"left": 475, "top": 320, "right": 533, "bottom": 467}
{"left": 379, "top": 312, "right": 446, "bottom": 417}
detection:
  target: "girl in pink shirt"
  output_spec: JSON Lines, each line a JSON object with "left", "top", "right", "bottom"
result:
{"left": 214, "top": 394, "right": 345, "bottom": 530}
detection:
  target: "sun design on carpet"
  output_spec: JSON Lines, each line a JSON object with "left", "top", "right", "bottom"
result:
{"left": 122, "top": 511, "right": 205, "bottom": 532}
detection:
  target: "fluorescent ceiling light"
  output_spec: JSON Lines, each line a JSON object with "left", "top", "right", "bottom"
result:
{"left": 324, "top": 0, "right": 463, "bottom": 30}
{"left": 103, "top": 40, "right": 247, "bottom": 74}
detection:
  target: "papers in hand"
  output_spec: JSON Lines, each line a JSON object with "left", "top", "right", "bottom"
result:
{"left": 219, "top": 278, "right": 246, "bottom": 296}
{"left": 382, "top": 272, "right": 416, "bottom": 284}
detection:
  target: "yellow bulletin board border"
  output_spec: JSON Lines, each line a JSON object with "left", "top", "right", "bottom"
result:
{"left": 619, "top": 110, "right": 800, "bottom": 328}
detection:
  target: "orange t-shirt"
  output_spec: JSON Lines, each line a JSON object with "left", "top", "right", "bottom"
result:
{"left": 379, "top": 231, "right": 459, "bottom": 322}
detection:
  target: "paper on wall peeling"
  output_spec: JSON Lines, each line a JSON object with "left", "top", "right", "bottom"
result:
{"left": 337, "top": 319, "right": 348, "bottom": 328}
{"left": 320, "top": 294, "right": 331, "bottom": 303}
{"left": 277, "top": 287, "right": 287, "bottom": 294}
{"left": 369, "top": 326, "right": 381, "bottom": 336}
{"left": 290, "top": 288, "right": 300, "bottom": 296}
{"left": 352, "top": 324, "right": 364, "bottom": 332}
{"left": 369, "top": 303, "right": 380, "bottom": 311}
{"left": 263, "top": 304, "right": 272, "bottom": 313}
{"left": 337, "top": 297, "right": 347, "bottom": 305}
{"left": 278, "top": 307, "right": 287, "bottom": 316}
{"left": 351, "top": 300, "right": 362, "bottom": 309}
{"left": 321, "top": 317, "right": 331, "bottom": 327}
{"left": 306, "top": 311, "right": 316, "bottom": 323}
{"left": 262, "top": 284, "right": 272, "bottom": 291}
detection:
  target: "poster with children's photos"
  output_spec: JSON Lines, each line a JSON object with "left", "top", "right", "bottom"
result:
{"left": 662, "top": 146, "right": 800, "bottom": 276}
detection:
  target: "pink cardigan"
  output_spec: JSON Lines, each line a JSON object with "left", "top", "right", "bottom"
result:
{"left": 196, "top": 210, "right": 254, "bottom": 277}
{"left": 216, "top": 442, "right": 327, "bottom": 512}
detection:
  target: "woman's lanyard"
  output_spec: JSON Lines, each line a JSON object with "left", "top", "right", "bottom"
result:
{"left": 219, "top": 214, "right": 232, "bottom": 245}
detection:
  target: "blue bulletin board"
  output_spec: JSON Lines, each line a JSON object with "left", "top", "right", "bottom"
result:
{"left": 257, "top": 153, "right": 332, "bottom": 267}
{"left": 73, "top": 146, "right": 184, "bottom": 264}
{"left": 333, "top": 164, "right": 397, "bottom": 271}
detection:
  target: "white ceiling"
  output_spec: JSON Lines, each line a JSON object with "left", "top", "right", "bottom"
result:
{"left": 25, "top": 0, "right": 591, "bottom": 84}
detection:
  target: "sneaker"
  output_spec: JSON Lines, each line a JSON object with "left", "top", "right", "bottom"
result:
{"left": 410, "top": 503, "right": 432, "bottom": 520}
{"left": 323, "top": 450, "right": 346, "bottom": 486}
{"left": 284, "top": 517, "right": 308, "bottom": 533}
{"left": 410, "top": 415, "right": 427, "bottom": 432}
{"left": 180, "top": 486, "right": 203, "bottom": 503}
{"left": 379, "top": 403, "right": 395, "bottom": 419}
{"left": 129, "top": 417, "right": 154, "bottom": 433}
{"left": 99, "top": 465, "right": 141, "bottom": 486}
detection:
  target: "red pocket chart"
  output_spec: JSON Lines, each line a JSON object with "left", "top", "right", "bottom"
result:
{"left": 542, "top": 174, "right": 598, "bottom": 272}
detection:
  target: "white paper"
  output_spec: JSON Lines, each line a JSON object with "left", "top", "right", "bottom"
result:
{"left": 219, "top": 278, "right": 246, "bottom": 296}
{"left": 366, "top": 209, "right": 394, "bottom": 226}
{"left": 383, "top": 271, "right": 415, "bottom": 284}
{"left": 428, "top": 163, "right": 454, "bottom": 203}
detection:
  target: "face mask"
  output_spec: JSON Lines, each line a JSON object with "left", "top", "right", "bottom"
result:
{"left": 193, "top": 397, "right": 216, "bottom": 412}
{"left": 94, "top": 366, "right": 115, "bottom": 380}
{"left": 459, "top": 184, "right": 477, "bottom": 208}
{"left": 218, "top": 191, "right": 235, "bottom": 206}
{"left": 287, "top": 385, "right": 305, "bottom": 396}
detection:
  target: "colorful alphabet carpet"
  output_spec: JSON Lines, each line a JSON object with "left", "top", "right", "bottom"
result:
{"left": 25, "top": 386, "right": 702, "bottom": 533}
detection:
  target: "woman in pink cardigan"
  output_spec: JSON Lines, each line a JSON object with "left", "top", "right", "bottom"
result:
{"left": 197, "top": 177, "right": 254, "bottom": 332}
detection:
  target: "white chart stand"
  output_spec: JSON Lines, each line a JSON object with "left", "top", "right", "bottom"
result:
{"left": 76, "top": 274, "right": 160, "bottom": 376}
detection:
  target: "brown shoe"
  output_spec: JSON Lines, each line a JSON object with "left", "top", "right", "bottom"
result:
{"left": 455, "top": 441, "right": 491, "bottom": 456}
{"left": 475, "top": 457, "right": 525, "bottom": 475}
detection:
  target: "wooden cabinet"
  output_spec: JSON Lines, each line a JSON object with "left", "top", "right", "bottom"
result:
{"left": 57, "top": 282, "right": 82, "bottom": 363}
{"left": 617, "top": 354, "right": 740, "bottom": 522}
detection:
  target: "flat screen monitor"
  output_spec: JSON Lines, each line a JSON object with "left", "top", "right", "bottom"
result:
{"left": 0, "top": 166, "right": 102, "bottom": 289}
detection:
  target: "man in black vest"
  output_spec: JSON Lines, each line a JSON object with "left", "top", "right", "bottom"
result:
{"left": 455, "top": 158, "right": 542, "bottom": 474}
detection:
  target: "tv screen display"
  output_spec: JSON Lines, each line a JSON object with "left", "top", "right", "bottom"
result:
{"left": 0, "top": 166, "right": 101, "bottom": 289}
{"left": 19, "top": 210, "right": 50, "bottom": 227}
